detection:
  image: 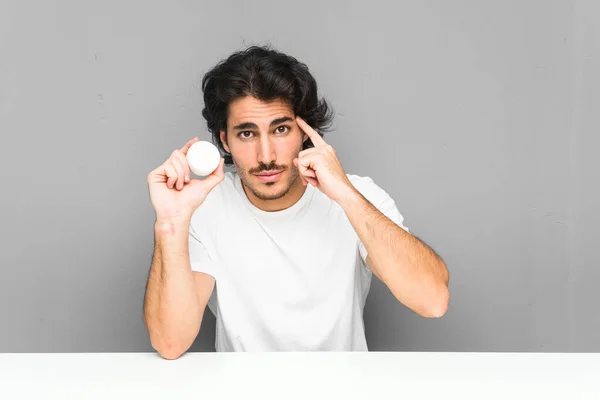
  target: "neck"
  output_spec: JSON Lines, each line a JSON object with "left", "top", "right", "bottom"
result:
{"left": 242, "top": 176, "right": 307, "bottom": 212}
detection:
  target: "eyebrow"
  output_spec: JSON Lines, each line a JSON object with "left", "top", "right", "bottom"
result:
{"left": 232, "top": 116, "right": 293, "bottom": 131}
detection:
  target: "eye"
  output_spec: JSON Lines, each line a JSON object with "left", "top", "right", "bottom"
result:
{"left": 275, "top": 125, "right": 290, "bottom": 134}
{"left": 238, "top": 131, "right": 254, "bottom": 139}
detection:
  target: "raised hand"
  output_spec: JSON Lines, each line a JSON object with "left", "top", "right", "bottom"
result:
{"left": 293, "top": 117, "right": 355, "bottom": 203}
{"left": 147, "top": 137, "right": 225, "bottom": 223}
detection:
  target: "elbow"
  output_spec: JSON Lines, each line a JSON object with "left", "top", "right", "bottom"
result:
{"left": 426, "top": 260, "right": 450, "bottom": 318}
{"left": 159, "top": 350, "right": 185, "bottom": 361}
{"left": 424, "top": 286, "right": 450, "bottom": 318}
{"left": 425, "top": 302, "right": 448, "bottom": 318}
{"left": 152, "top": 340, "right": 187, "bottom": 360}
{"left": 148, "top": 330, "right": 190, "bottom": 360}
{"left": 145, "top": 316, "right": 200, "bottom": 360}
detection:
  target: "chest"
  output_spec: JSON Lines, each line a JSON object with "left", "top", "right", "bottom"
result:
{"left": 212, "top": 204, "right": 360, "bottom": 305}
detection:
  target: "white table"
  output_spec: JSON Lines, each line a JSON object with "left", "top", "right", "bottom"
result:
{"left": 1, "top": 352, "right": 599, "bottom": 399}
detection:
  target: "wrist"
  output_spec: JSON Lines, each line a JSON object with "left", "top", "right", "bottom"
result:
{"left": 154, "top": 214, "right": 191, "bottom": 235}
{"left": 335, "top": 186, "right": 362, "bottom": 209}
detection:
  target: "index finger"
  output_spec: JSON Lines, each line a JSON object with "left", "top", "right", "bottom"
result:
{"left": 180, "top": 137, "right": 200, "bottom": 155}
{"left": 296, "top": 117, "right": 327, "bottom": 147}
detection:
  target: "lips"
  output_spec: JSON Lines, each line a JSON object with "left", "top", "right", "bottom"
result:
{"left": 255, "top": 172, "right": 280, "bottom": 177}
{"left": 254, "top": 171, "right": 283, "bottom": 183}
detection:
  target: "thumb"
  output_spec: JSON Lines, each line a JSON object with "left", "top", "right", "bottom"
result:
{"left": 188, "top": 158, "right": 225, "bottom": 191}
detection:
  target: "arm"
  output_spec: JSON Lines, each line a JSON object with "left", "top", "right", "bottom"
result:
{"left": 292, "top": 117, "right": 449, "bottom": 318}
{"left": 143, "top": 217, "right": 215, "bottom": 360}
{"left": 338, "top": 191, "right": 449, "bottom": 318}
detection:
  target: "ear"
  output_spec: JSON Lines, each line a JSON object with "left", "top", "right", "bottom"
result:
{"left": 220, "top": 130, "right": 231, "bottom": 153}
{"left": 302, "top": 132, "right": 309, "bottom": 143}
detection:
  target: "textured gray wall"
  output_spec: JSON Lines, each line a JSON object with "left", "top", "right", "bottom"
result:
{"left": 1, "top": 0, "right": 598, "bottom": 352}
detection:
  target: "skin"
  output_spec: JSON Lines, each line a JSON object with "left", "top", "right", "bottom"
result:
{"left": 219, "top": 96, "right": 313, "bottom": 211}
{"left": 145, "top": 138, "right": 225, "bottom": 360}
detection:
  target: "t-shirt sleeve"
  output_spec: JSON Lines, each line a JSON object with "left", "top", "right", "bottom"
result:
{"left": 188, "top": 224, "right": 219, "bottom": 280}
{"left": 351, "top": 176, "right": 410, "bottom": 263}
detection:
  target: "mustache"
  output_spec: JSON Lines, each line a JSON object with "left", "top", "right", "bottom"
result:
{"left": 249, "top": 162, "right": 287, "bottom": 174}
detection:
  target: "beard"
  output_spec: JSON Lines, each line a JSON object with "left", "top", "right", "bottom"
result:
{"left": 233, "top": 156, "right": 301, "bottom": 201}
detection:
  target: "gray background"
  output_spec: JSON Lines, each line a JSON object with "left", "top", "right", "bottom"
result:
{"left": 1, "top": 0, "right": 598, "bottom": 353}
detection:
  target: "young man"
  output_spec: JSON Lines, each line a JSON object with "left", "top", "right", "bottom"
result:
{"left": 144, "top": 46, "right": 449, "bottom": 359}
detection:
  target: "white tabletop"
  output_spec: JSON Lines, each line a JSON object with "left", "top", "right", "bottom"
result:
{"left": 1, "top": 352, "right": 598, "bottom": 399}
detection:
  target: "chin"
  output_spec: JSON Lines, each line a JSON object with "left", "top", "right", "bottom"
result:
{"left": 252, "top": 187, "right": 286, "bottom": 201}
{"left": 251, "top": 175, "right": 294, "bottom": 201}
{"left": 254, "top": 181, "right": 285, "bottom": 199}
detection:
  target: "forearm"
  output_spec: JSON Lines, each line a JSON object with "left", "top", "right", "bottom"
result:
{"left": 339, "top": 190, "right": 449, "bottom": 317}
{"left": 144, "top": 218, "right": 202, "bottom": 357}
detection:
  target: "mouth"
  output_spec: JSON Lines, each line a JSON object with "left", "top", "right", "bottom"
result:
{"left": 254, "top": 170, "right": 283, "bottom": 183}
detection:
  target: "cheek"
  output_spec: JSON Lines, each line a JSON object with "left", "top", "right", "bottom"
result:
{"left": 282, "top": 134, "right": 305, "bottom": 155}
{"left": 280, "top": 147, "right": 301, "bottom": 164}
{"left": 229, "top": 143, "right": 254, "bottom": 164}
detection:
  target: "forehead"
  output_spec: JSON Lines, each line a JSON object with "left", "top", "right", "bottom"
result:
{"left": 227, "top": 96, "right": 294, "bottom": 124}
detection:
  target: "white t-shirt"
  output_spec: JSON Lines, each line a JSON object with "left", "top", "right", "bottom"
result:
{"left": 188, "top": 171, "right": 409, "bottom": 351}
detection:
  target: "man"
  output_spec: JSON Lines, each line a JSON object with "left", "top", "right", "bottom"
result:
{"left": 144, "top": 46, "right": 449, "bottom": 359}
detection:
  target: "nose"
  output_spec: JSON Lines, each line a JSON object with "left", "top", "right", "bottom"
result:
{"left": 257, "top": 135, "right": 276, "bottom": 165}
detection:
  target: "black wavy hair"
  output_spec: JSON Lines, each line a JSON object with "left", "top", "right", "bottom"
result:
{"left": 201, "top": 45, "right": 334, "bottom": 165}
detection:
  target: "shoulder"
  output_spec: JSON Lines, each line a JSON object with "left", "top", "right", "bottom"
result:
{"left": 346, "top": 174, "right": 409, "bottom": 232}
{"left": 347, "top": 174, "right": 376, "bottom": 190}
{"left": 346, "top": 174, "right": 393, "bottom": 208}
